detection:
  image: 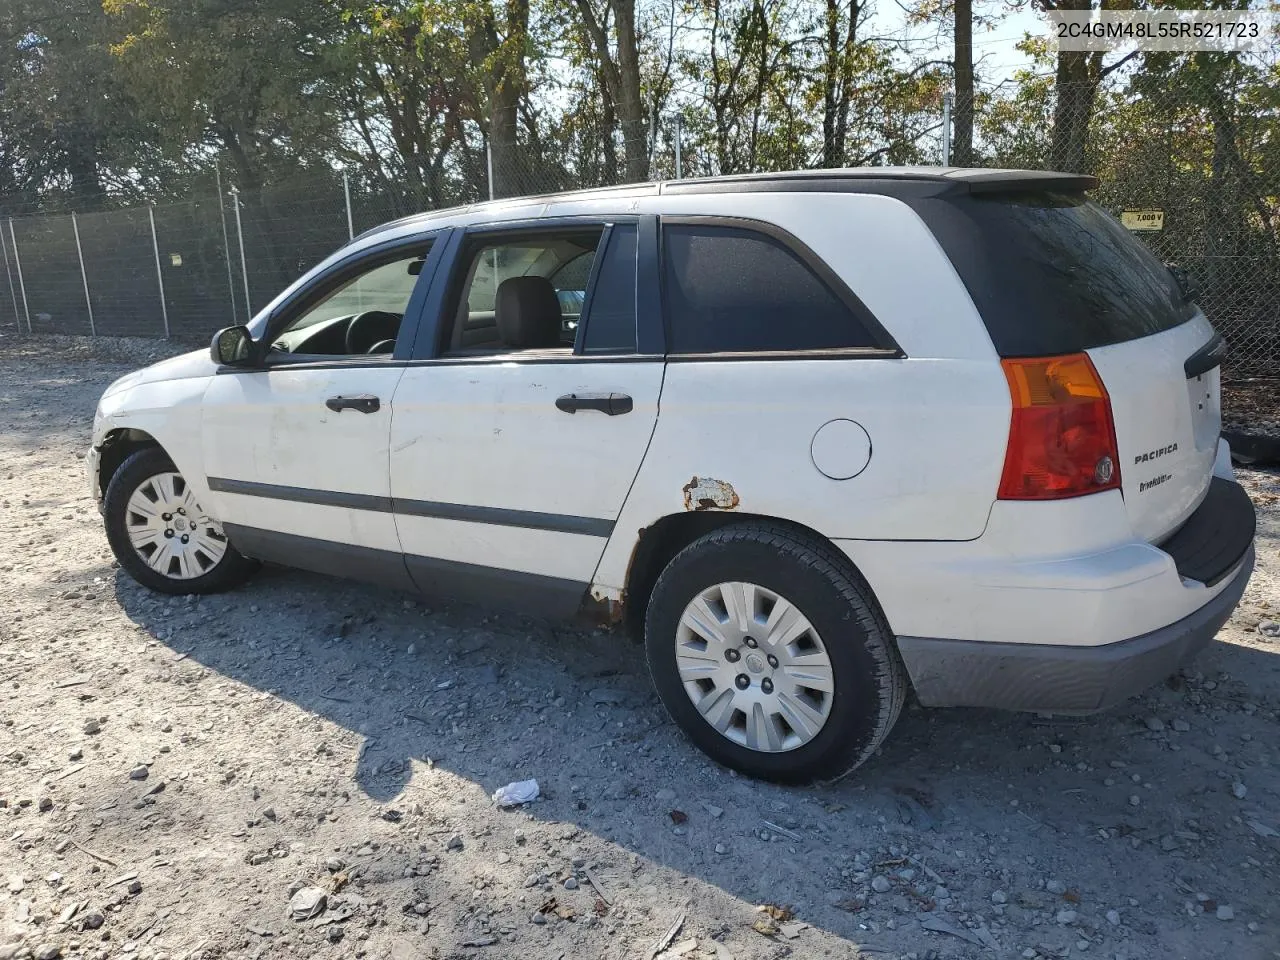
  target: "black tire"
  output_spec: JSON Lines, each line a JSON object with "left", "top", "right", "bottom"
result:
{"left": 103, "top": 447, "right": 258, "bottom": 595}
{"left": 644, "top": 522, "right": 906, "bottom": 783}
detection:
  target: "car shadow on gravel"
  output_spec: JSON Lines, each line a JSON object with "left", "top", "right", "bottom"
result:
{"left": 104, "top": 553, "right": 1280, "bottom": 951}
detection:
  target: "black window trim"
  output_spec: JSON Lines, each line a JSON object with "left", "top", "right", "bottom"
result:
{"left": 657, "top": 215, "right": 903, "bottom": 359}
{"left": 216, "top": 230, "right": 449, "bottom": 374}
{"left": 572, "top": 223, "right": 614, "bottom": 354}
{"left": 413, "top": 215, "right": 664, "bottom": 366}
{"left": 576, "top": 222, "right": 644, "bottom": 356}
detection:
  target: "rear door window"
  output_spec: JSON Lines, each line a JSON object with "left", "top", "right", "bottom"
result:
{"left": 662, "top": 224, "right": 878, "bottom": 354}
{"left": 914, "top": 191, "right": 1194, "bottom": 356}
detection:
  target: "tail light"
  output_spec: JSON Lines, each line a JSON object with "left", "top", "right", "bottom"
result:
{"left": 998, "top": 353, "right": 1121, "bottom": 500}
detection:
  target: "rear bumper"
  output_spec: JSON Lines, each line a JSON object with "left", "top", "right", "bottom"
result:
{"left": 897, "top": 544, "right": 1254, "bottom": 713}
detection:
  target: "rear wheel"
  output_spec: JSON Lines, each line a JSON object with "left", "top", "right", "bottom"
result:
{"left": 103, "top": 448, "right": 258, "bottom": 594}
{"left": 644, "top": 522, "right": 905, "bottom": 783}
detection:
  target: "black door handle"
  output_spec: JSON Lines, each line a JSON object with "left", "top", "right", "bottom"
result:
{"left": 555, "top": 393, "right": 633, "bottom": 416}
{"left": 326, "top": 395, "right": 380, "bottom": 414}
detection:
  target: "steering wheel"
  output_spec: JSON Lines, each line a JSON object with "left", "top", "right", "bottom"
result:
{"left": 344, "top": 310, "right": 401, "bottom": 355}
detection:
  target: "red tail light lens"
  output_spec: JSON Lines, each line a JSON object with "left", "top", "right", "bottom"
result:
{"left": 998, "top": 354, "right": 1121, "bottom": 500}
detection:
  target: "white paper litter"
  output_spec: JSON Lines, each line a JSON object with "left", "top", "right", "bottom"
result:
{"left": 492, "top": 779, "right": 540, "bottom": 807}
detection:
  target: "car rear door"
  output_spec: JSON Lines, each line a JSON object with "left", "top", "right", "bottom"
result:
{"left": 388, "top": 217, "right": 663, "bottom": 616}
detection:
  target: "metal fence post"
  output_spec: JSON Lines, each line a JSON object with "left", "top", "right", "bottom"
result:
{"left": 148, "top": 204, "right": 171, "bottom": 338}
{"left": 71, "top": 212, "right": 96, "bottom": 336}
{"left": 216, "top": 166, "right": 238, "bottom": 325}
{"left": 0, "top": 219, "right": 22, "bottom": 334}
{"left": 648, "top": 105, "right": 657, "bottom": 177}
{"left": 674, "top": 115, "right": 683, "bottom": 180}
{"left": 942, "top": 93, "right": 953, "bottom": 166}
{"left": 486, "top": 142, "right": 495, "bottom": 201}
{"left": 343, "top": 170, "right": 355, "bottom": 240}
{"left": 229, "top": 186, "right": 252, "bottom": 319}
{"left": 8, "top": 219, "right": 31, "bottom": 334}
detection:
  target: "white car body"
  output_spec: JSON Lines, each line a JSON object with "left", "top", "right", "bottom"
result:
{"left": 90, "top": 168, "right": 1256, "bottom": 722}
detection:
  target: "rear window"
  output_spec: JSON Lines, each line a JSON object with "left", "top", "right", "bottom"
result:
{"left": 915, "top": 191, "right": 1194, "bottom": 356}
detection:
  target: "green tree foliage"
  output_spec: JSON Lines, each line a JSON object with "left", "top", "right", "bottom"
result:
{"left": 1, "top": 0, "right": 1278, "bottom": 248}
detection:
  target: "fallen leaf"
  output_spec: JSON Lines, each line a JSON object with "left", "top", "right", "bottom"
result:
{"left": 755, "top": 903, "right": 794, "bottom": 922}
{"left": 669, "top": 809, "right": 688, "bottom": 825}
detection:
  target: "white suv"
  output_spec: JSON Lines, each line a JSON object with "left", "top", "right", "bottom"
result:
{"left": 89, "top": 168, "right": 1257, "bottom": 782}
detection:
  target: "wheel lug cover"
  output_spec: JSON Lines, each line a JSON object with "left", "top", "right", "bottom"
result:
{"left": 744, "top": 636, "right": 758, "bottom": 648}
{"left": 735, "top": 674, "right": 750, "bottom": 690}
{"left": 726, "top": 649, "right": 740, "bottom": 662}
{"left": 761, "top": 678, "right": 774, "bottom": 694}
{"left": 767, "top": 654, "right": 779, "bottom": 668}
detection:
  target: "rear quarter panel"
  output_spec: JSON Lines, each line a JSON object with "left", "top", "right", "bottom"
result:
{"left": 589, "top": 193, "right": 1012, "bottom": 592}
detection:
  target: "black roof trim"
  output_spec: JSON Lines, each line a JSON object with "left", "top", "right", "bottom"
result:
{"left": 659, "top": 176, "right": 955, "bottom": 199}
{"left": 355, "top": 167, "right": 1098, "bottom": 242}
{"left": 961, "top": 171, "right": 1099, "bottom": 194}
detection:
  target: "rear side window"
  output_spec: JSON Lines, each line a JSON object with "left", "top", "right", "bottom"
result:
{"left": 914, "top": 191, "right": 1194, "bottom": 356}
{"left": 663, "top": 224, "right": 877, "bottom": 354}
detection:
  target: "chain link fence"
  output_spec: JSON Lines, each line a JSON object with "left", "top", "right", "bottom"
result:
{"left": 0, "top": 81, "right": 1276, "bottom": 379}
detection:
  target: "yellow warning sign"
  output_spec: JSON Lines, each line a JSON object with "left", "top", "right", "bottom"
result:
{"left": 1121, "top": 209, "right": 1164, "bottom": 231}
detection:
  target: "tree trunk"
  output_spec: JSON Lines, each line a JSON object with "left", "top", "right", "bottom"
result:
{"left": 952, "top": 0, "right": 974, "bottom": 166}
{"left": 612, "top": 0, "right": 649, "bottom": 181}
{"left": 820, "top": 0, "right": 858, "bottom": 167}
{"left": 469, "top": 0, "right": 530, "bottom": 199}
{"left": 1049, "top": 49, "right": 1100, "bottom": 173}
{"left": 600, "top": 76, "right": 621, "bottom": 185}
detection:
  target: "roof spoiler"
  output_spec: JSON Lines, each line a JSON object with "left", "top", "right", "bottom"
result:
{"left": 962, "top": 171, "right": 1099, "bottom": 194}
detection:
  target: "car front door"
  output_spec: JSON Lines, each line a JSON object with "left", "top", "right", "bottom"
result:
{"left": 201, "top": 235, "right": 443, "bottom": 587}
{"left": 388, "top": 217, "right": 663, "bottom": 616}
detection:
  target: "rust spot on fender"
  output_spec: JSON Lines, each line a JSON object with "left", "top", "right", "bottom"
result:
{"left": 581, "top": 587, "right": 625, "bottom": 626}
{"left": 682, "top": 476, "right": 740, "bottom": 511}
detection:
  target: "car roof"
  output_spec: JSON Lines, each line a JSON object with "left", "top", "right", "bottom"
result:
{"left": 355, "top": 167, "right": 1098, "bottom": 243}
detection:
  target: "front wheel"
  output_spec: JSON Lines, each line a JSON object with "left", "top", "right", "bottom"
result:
{"left": 103, "top": 448, "right": 258, "bottom": 595}
{"left": 644, "top": 523, "right": 906, "bottom": 783}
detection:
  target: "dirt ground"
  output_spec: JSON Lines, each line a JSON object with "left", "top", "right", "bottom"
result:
{"left": 2, "top": 334, "right": 1278, "bottom": 960}
{"left": 1222, "top": 380, "right": 1280, "bottom": 466}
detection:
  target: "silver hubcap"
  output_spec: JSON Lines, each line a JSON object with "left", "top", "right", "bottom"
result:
{"left": 124, "top": 472, "right": 227, "bottom": 580}
{"left": 676, "top": 581, "right": 834, "bottom": 753}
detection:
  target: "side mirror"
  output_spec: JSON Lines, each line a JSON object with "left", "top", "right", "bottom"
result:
{"left": 210, "top": 325, "right": 256, "bottom": 366}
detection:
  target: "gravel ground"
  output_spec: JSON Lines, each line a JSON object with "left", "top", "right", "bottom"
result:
{"left": 1223, "top": 380, "right": 1280, "bottom": 466}
{"left": 2, "top": 333, "right": 1279, "bottom": 960}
